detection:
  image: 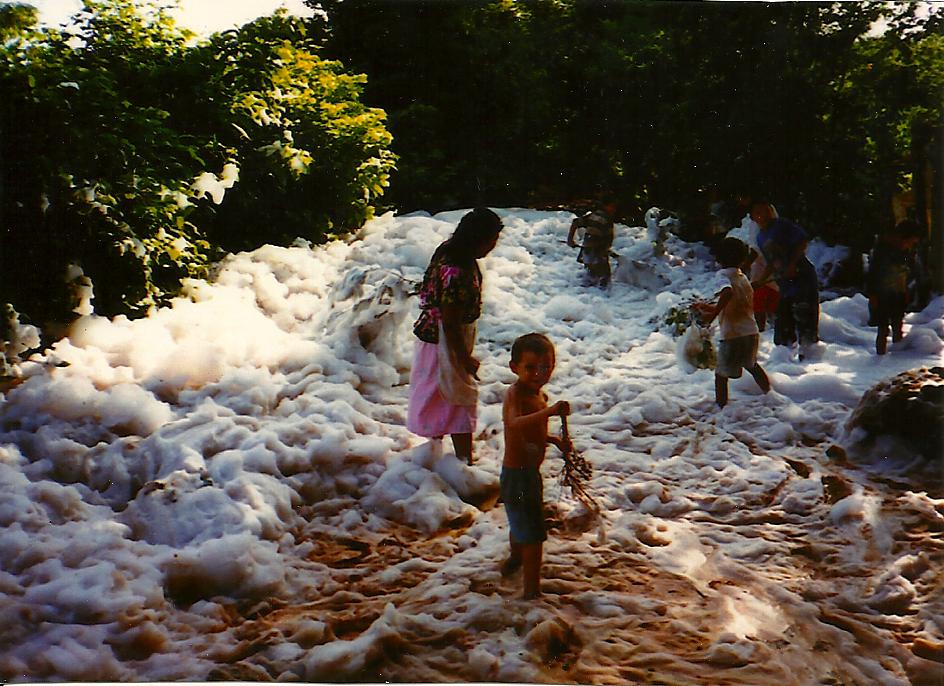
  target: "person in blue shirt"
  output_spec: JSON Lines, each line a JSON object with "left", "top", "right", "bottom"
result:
{"left": 749, "top": 199, "right": 819, "bottom": 355}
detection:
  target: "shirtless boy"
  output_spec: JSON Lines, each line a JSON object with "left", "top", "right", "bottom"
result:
{"left": 500, "top": 333, "right": 570, "bottom": 599}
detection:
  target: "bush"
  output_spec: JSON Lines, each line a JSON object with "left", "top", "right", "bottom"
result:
{"left": 0, "top": 0, "right": 395, "bottom": 335}
{"left": 195, "top": 12, "right": 396, "bottom": 251}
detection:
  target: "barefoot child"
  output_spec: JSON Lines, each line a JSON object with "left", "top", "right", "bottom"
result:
{"left": 695, "top": 237, "right": 771, "bottom": 408}
{"left": 500, "top": 333, "right": 570, "bottom": 599}
{"left": 867, "top": 219, "right": 921, "bottom": 355}
{"left": 567, "top": 198, "right": 617, "bottom": 288}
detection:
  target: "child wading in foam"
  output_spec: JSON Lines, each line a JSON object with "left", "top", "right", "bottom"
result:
{"left": 695, "top": 237, "right": 771, "bottom": 408}
{"left": 500, "top": 333, "right": 570, "bottom": 599}
{"left": 743, "top": 207, "right": 780, "bottom": 332}
{"left": 867, "top": 219, "right": 921, "bottom": 355}
{"left": 567, "top": 198, "right": 617, "bottom": 288}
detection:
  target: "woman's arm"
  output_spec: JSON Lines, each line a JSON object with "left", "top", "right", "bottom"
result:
{"left": 441, "top": 303, "right": 479, "bottom": 376}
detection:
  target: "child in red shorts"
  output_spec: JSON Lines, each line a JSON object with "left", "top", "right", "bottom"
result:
{"left": 744, "top": 222, "right": 779, "bottom": 332}
{"left": 752, "top": 279, "right": 779, "bottom": 332}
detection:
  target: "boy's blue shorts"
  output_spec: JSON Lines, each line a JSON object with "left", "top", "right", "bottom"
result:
{"left": 500, "top": 466, "right": 547, "bottom": 545}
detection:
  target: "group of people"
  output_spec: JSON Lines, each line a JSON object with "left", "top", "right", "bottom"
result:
{"left": 692, "top": 198, "right": 822, "bottom": 410}
{"left": 403, "top": 207, "right": 567, "bottom": 599}
{"left": 565, "top": 196, "right": 821, "bottom": 350}
{"left": 740, "top": 199, "right": 924, "bottom": 359}
{"left": 404, "top": 203, "right": 926, "bottom": 599}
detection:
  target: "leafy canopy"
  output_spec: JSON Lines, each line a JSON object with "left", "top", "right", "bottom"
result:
{"left": 0, "top": 0, "right": 395, "bottom": 333}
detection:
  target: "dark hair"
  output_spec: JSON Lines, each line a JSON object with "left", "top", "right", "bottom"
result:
{"left": 511, "top": 332, "right": 555, "bottom": 364}
{"left": 439, "top": 207, "right": 503, "bottom": 263}
{"left": 599, "top": 196, "right": 619, "bottom": 217}
{"left": 893, "top": 219, "right": 922, "bottom": 239}
{"left": 716, "top": 236, "right": 749, "bottom": 268}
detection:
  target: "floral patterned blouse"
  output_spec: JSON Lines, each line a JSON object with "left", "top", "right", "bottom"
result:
{"left": 412, "top": 251, "right": 483, "bottom": 344}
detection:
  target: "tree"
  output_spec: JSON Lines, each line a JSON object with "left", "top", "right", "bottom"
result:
{"left": 0, "top": 0, "right": 395, "bottom": 334}
{"left": 196, "top": 11, "right": 395, "bottom": 251}
{"left": 310, "top": 0, "right": 941, "bottom": 254}
{"left": 1, "top": 0, "right": 217, "bottom": 326}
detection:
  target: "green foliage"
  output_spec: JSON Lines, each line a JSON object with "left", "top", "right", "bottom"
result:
{"left": 197, "top": 12, "right": 395, "bottom": 250}
{"left": 314, "top": 0, "right": 572, "bottom": 210}
{"left": 689, "top": 328, "right": 717, "bottom": 371}
{"left": 1, "top": 0, "right": 215, "bottom": 323}
{"left": 313, "top": 0, "right": 941, "bottom": 247}
{"left": 0, "top": 0, "right": 395, "bottom": 332}
{"left": 663, "top": 305, "right": 696, "bottom": 338}
{"left": 662, "top": 301, "right": 716, "bottom": 370}
{"left": 662, "top": 299, "right": 710, "bottom": 338}
{"left": 0, "top": 3, "right": 37, "bottom": 41}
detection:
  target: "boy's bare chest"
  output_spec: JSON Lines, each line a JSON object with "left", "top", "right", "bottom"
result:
{"left": 520, "top": 398, "right": 550, "bottom": 444}
{"left": 520, "top": 394, "right": 547, "bottom": 416}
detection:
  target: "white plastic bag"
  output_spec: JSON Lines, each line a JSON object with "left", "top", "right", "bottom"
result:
{"left": 677, "top": 323, "right": 716, "bottom": 372}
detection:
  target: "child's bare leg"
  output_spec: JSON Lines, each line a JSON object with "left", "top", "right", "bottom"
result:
{"left": 597, "top": 261, "right": 611, "bottom": 287}
{"left": 876, "top": 325, "right": 889, "bottom": 355}
{"left": 714, "top": 374, "right": 728, "bottom": 408}
{"left": 451, "top": 432, "right": 473, "bottom": 465}
{"left": 583, "top": 252, "right": 611, "bottom": 287}
{"left": 522, "top": 542, "right": 543, "bottom": 599}
{"left": 748, "top": 363, "right": 770, "bottom": 393}
{"left": 891, "top": 319, "right": 904, "bottom": 343}
{"left": 502, "top": 534, "right": 523, "bottom": 576}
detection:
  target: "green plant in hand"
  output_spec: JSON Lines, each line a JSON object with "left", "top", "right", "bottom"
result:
{"left": 663, "top": 299, "right": 710, "bottom": 337}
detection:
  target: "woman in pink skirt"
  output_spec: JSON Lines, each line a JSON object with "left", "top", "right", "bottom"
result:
{"left": 407, "top": 207, "right": 503, "bottom": 465}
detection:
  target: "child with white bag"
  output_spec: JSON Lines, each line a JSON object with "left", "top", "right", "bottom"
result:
{"left": 694, "top": 237, "right": 771, "bottom": 408}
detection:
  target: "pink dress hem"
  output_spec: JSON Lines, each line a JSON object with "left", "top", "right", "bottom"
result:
{"left": 407, "top": 341, "right": 476, "bottom": 436}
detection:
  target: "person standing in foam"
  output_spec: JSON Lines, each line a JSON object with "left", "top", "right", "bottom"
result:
{"left": 695, "top": 237, "right": 771, "bottom": 408}
{"left": 567, "top": 196, "right": 617, "bottom": 288}
{"left": 500, "top": 333, "right": 570, "bottom": 599}
{"left": 867, "top": 219, "right": 922, "bottom": 355}
{"left": 743, "top": 204, "right": 780, "bottom": 332}
{"left": 750, "top": 199, "right": 820, "bottom": 358}
{"left": 407, "top": 208, "right": 503, "bottom": 465}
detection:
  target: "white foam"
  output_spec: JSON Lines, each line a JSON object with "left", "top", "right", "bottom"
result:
{"left": 1, "top": 209, "right": 941, "bottom": 683}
